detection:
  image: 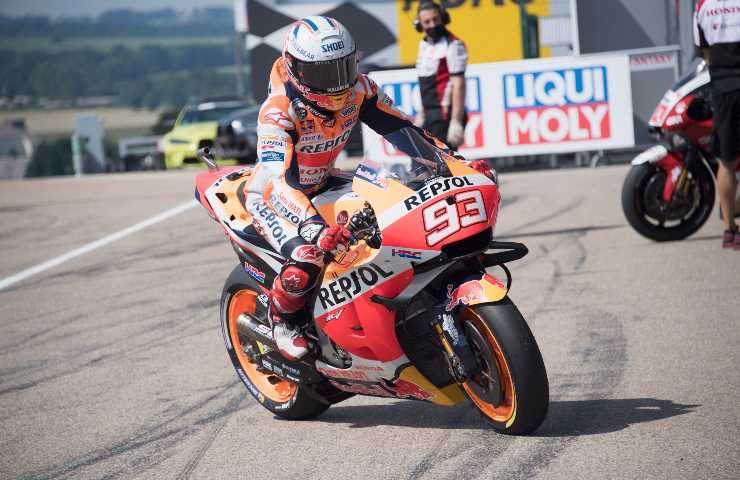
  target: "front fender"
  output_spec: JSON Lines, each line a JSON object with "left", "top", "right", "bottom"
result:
{"left": 445, "top": 273, "right": 508, "bottom": 311}
{"left": 631, "top": 146, "right": 686, "bottom": 202}
{"left": 631, "top": 145, "right": 669, "bottom": 165}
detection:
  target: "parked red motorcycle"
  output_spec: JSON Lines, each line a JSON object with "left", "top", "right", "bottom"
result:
{"left": 622, "top": 60, "right": 740, "bottom": 241}
{"left": 195, "top": 127, "right": 548, "bottom": 434}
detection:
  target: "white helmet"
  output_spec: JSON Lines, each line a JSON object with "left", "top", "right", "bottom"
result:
{"left": 283, "top": 16, "right": 358, "bottom": 111}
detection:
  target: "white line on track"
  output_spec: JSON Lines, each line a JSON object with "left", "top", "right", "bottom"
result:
{"left": 0, "top": 200, "right": 199, "bottom": 292}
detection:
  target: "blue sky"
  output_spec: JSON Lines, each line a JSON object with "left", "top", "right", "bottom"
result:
{"left": 0, "top": 0, "right": 233, "bottom": 18}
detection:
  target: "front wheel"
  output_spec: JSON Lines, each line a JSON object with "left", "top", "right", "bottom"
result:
{"left": 457, "top": 298, "right": 549, "bottom": 435}
{"left": 621, "top": 162, "right": 715, "bottom": 241}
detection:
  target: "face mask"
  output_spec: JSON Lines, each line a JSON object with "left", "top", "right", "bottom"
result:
{"left": 424, "top": 25, "right": 446, "bottom": 41}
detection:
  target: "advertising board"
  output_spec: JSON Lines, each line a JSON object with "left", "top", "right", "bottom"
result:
{"left": 362, "top": 54, "right": 634, "bottom": 161}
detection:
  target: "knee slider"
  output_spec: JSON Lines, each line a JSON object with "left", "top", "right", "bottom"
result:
{"left": 279, "top": 264, "right": 313, "bottom": 294}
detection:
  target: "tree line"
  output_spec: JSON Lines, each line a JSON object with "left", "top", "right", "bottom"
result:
{"left": 1, "top": 8, "right": 249, "bottom": 109}
{"left": 0, "top": 8, "right": 233, "bottom": 38}
{"left": 1, "top": 43, "right": 246, "bottom": 108}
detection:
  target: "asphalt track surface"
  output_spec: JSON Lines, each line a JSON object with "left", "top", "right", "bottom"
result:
{"left": 0, "top": 165, "right": 738, "bottom": 480}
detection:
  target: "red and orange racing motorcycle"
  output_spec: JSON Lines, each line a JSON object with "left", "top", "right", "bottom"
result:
{"left": 195, "top": 127, "right": 548, "bottom": 435}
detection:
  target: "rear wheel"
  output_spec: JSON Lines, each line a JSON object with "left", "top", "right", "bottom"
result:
{"left": 457, "top": 298, "right": 548, "bottom": 435}
{"left": 622, "top": 162, "right": 715, "bottom": 241}
{"left": 221, "top": 286, "right": 330, "bottom": 419}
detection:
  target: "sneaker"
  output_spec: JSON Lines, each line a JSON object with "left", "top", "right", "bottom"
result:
{"left": 272, "top": 322, "right": 309, "bottom": 361}
{"left": 723, "top": 227, "right": 738, "bottom": 249}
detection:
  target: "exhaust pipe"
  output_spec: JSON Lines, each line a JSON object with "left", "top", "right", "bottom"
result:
{"left": 236, "top": 314, "right": 276, "bottom": 350}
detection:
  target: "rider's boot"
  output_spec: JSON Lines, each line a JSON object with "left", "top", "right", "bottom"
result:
{"left": 268, "top": 277, "right": 309, "bottom": 361}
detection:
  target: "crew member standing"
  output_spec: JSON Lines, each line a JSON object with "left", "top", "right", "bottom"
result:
{"left": 694, "top": 0, "right": 740, "bottom": 249}
{"left": 414, "top": 1, "right": 468, "bottom": 149}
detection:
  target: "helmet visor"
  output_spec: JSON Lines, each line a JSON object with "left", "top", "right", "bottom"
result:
{"left": 293, "top": 53, "right": 358, "bottom": 93}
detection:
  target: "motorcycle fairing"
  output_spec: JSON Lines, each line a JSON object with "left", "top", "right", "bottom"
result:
{"left": 373, "top": 172, "right": 495, "bottom": 228}
{"left": 195, "top": 166, "right": 250, "bottom": 219}
{"left": 382, "top": 180, "right": 499, "bottom": 250}
{"left": 310, "top": 178, "right": 454, "bottom": 363}
{"left": 649, "top": 70, "right": 710, "bottom": 128}
{"left": 328, "top": 366, "right": 465, "bottom": 405}
{"left": 312, "top": 249, "right": 415, "bottom": 362}
{"left": 197, "top": 167, "right": 287, "bottom": 273}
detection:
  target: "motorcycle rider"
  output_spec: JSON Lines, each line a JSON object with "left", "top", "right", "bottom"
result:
{"left": 694, "top": 0, "right": 740, "bottom": 249}
{"left": 243, "top": 16, "right": 494, "bottom": 360}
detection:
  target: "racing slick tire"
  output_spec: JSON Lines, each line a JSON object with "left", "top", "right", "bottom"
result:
{"left": 458, "top": 298, "right": 549, "bottom": 435}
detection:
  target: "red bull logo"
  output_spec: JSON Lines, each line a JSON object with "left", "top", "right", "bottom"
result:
{"left": 327, "top": 378, "right": 433, "bottom": 401}
{"left": 445, "top": 280, "right": 485, "bottom": 311}
{"left": 393, "top": 379, "right": 433, "bottom": 400}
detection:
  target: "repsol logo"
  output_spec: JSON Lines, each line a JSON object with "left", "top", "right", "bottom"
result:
{"left": 259, "top": 138, "right": 286, "bottom": 149}
{"left": 318, "top": 263, "right": 394, "bottom": 310}
{"left": 253, "top": 201, "right": 288, "bottom": 244}
{"left": 321, "top": 41, "right": 345, "bottom": 53}
{"left": 403, "top": 176, "right": 474, "bottom": 211}
{"left": 298, "top": 128, "right": 352, "bottom": 153}
{"left": 269, "top": 193, "right": 301, "bottom": 225}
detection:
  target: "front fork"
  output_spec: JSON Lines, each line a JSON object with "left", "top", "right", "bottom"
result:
{"left": 431, "top": 307, "right": 479, "bottom": 383}
{"left": 660, "top": 147, "right": 700, "bottom": 203}
{"left": 673, "top": 147, "right": 698, "bottom": 199}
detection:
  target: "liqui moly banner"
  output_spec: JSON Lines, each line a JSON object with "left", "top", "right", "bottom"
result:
{"left": 362, "top": 54, "right": 634, "bottom": 161}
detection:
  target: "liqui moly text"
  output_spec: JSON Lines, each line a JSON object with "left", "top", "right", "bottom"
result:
{"left": 503, "top": 66, "right": 611, "bottom": 145}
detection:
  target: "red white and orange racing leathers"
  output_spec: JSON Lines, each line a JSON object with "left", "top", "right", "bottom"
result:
{"left": 243, "top": 58, "right": 449, "bottom": 315}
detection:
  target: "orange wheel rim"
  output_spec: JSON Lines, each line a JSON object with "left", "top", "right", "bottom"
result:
{"left": 459, "top": 308, "right": 516, "bottom": 425}
{"left": 228, "top": 290, "right": 297, "bottom": 403}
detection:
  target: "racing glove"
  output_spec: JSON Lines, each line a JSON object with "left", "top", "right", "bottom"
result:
{"left": 316, "top": 225, "right": 352, "bottom": 253}
{"left": 446, "top": 119, "right": 465, "bottom": 149}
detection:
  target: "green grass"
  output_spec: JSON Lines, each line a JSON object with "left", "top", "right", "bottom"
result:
{"left": 0, "top": 35, "right": 230, "bottom": 52}
{"left": 1, "top": 108, "right": 161, "bottom": 137}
